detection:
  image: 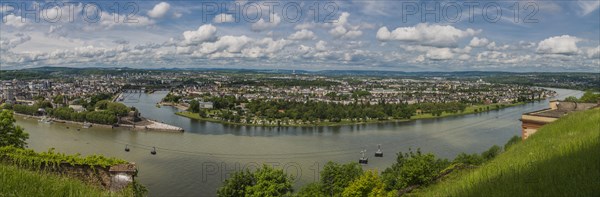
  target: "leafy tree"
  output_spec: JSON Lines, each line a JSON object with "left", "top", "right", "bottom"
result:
{"left": 188, "top": 100, "right": 200, "bottom": 113}
{"left": 0, "top": 110, "right": 29, "bottom": 148}
{"left": 217, "top": 165, "right": 293, "bottom": 197}
{"left": 245, "top": 165, "right": 294, "bottom": 196}
{"left": 35, "top": 100, "right": 53, "bottom": 109}
{"left": 86, "top": 111, "right": 118, "bottom": 124}
{"left": 52, "top": 95, "right": 65, "bottom": 105}
{"left": 579, "top": 90, "right": 600, "bottom": 103}
{"left": 217, "top": 169, "right": 254, "bottom": 197}
{"left": 95, "top": 100, "right": 110, "bottom": 110}
{"left": 162, "top": 93, "right": 182, "bottom": 103}
{"left": 0, "top": 103, "right": 13, "bottom": 110}
{"left": 453, "top": 153, "right": 484, "bottom": 166}
{"left": 296, "top": 183, "right": 325, "bottom": 197}
{"left": 320, "top": 161, "right": 364, "bottom": 196}
{"left": 481, "top": 145, "right": 502, "bottom": 161}
{"left": 381, "top": 149, "right": 449, "bottom": 190}
{"left": 198, "top": 109, "right": 207, "bottom": 118}
{"left": 107, "top": 102, "right": 129, "bottom": 116}
{"left": 89, "top": 93, "right": 113, "bottom": 107}
{"left": 12, "top": 104, "right": 38, "bottom": 115}
{"left": 341, "top": 170, "right": 391, "bottom": 197}
{"left": 564, "top": 96, "right": 579, "bottom": 102}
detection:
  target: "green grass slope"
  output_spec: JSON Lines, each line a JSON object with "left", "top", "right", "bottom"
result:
{"left": 413, "top": 108, "right": 600, "bottom": 196}
{"left": 0, "top": 164, "right": 130, "bottom": 197}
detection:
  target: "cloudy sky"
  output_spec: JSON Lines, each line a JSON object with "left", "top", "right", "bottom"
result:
{"left": 1, "top": 0, "right": 599, "bottom": 72}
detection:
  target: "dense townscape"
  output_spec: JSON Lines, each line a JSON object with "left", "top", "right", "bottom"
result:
{"left": 0, "top": 67, "right": 598, "bottom": 197}
{"left": 0, "top": 67, "right": 560, "bottom": 127}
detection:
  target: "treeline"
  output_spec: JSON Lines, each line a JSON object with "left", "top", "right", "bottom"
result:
{"left": 162, "top": 93, "right": 182, "bottom": 103}
{"left": 51, "top": 101, "right": 130, "bottom": 125}
{"left": 217, "top": 136, "right": 521, "bottom": 197}
{"left": 190, "top": 96, "right": 470, "bottom": 123}
{"left": 11, "top": 102, "right": 51, "bottom": 116}
{"left": 48, "top": 107, "right": 118, "bottom": 125}
{"left": 198, "top": 95, "right": 469, "bottom": 122}
{"left": 4, "top": 98, "right": 131, "bottom": 125}
{"left": 564, "top": 90, "right": 600, "bottom": 103}
{"left": 243, "top": 100, "right": 467, "bottom": 122}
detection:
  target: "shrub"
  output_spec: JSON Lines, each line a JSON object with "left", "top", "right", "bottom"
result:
{"left": 481, "top": 145, "right": 501, "bottom": 161}
{"left": 342, "top": 170, "right": 389, "bottom": 197}
{"left": 453, "top": 153, "right": 484, "bottom": 166}
{"left": 0, "top": 110, "right": 29, "bottom": 148}
{"left": 320, "top": 161, "right": 363, "bottom": 195}
{"left": 381, "top": 149, "right": 450, "bottom": 190}
{"left": 217, "top": 165, "right": 293, "bottom": 197}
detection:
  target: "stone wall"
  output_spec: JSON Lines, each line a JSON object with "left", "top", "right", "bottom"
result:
{"left": 2, "top": 159, "right": 137, "bottom": 192}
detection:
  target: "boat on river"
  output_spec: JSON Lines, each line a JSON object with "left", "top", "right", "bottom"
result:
{"left": 38, "top": 116, "right": 53, "bottom": 124}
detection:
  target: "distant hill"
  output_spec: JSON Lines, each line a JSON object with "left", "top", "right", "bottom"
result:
{"left": 2, "top": 67, "right": 598, "bottom": 90}
{"left": 410, "top": 108, "right": 600, "bottom": 196}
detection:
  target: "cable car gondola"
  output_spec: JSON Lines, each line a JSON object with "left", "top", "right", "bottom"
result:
{"left": 375, "top": 144, "right": 383, "bottom": 157}
{"left": 359, "top": 149, "right": 368, "bottom": 164}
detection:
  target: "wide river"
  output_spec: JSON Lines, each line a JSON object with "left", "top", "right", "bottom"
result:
{"left": 16, "top": 88, "right": 582, "bottom": 196}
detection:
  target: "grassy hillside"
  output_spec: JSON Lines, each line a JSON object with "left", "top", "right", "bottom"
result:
{"left": 412, "top": 108, "right": 600, "bottom": 196}
{"left": 0, "top": 163, "right": 131, "bottom": 197}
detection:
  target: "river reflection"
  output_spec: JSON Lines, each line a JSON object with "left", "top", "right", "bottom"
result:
{"left": 17, "top": 88, "right": 582, "bottom": 196}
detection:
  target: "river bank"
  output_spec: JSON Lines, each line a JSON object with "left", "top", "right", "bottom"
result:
{"left": 174, "top": 102, "right": 527, "bottom": 127}
{"left": 17, "top": 88, "right": 582, "bottom": 196}
{"left": 157, "top": 102, "right": 187, "bottom": 110}
{"left": 13, "top": 113, "right": 183, "bottom": 132}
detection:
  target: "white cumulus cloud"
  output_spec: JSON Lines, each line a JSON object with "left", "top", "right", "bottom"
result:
{"left": 213, "top": 14, "right": 234, "bottom": 23}
{"left": 251, "top": 14, "right": 281, "bottom": 31}
{"left": 315, "top": 40, "right": 327, "bottom": 51}
{"left": 2, "top": 14, "right": 26, "bottom": 28}
{"left": 182, "top": 24, "right": 218, "bottom": 45}
{"left": 328, "top": 12, "right": 363, "bottom": 39}
{"left": 147, "top": 2, "right": 170, "bottom": 18}
{"left": 426, "top": 48, "right": 454, "bottom": 60}
{"left": 536, "top": 35, "right": 581, "bottom": 55}
{"left": 376, "top": 23, "right": 480, "bottom": 47}
{"left": 199, "top": 35, "right": 252, "bottom": 54}
{"left": 586, "top": 46, "right": 600, "bottom": 59}
{"left": 469, "top": 37, "right": 490, "bottom": 47}
{"left": 288, "top": 29, "right": 316, "bottom": 40}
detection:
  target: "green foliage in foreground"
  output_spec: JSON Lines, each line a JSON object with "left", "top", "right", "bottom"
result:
{"left": 453, "top": 144, "right": 507, "bottom": 166}
{"left": 0, "top": 146, "right": 127, "bottom": 169}
{"left": 414, "top": 108, "right": 600, "bottom": 196}
{"left": 503, "top": 135, "right": 521, "bottom": 151}
{"left": 342, "top": 170, "right": 392, "bottom": 197}
{"left": 565, "top": 90, "right": 600, "bottom": 103}
{"left": 220, "top": 108, "right": 598, "bottom": 196}
{"left": 381, "top": 149, "right": 450, "bottom": 191}
{"left": 0, "top": 163, "right": 131, "bottom": 197}
{"left": 320, "top": 162, "right": 364, "bottom": 195}
{"left": 217, "top": 165, "right": 294, "bottom": 197}
{"left": 0, "top": 110, "right": 29, "bottom": 148}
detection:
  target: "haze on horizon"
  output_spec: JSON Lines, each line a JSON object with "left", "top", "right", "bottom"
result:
{"left": 1, "top": 0, "right": 599, "bottom": 72}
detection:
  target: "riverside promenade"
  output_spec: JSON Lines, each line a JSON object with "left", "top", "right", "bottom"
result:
{"left": 139, "top": 119, "right": 184, "bottom": 132}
